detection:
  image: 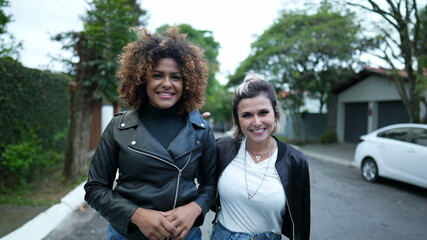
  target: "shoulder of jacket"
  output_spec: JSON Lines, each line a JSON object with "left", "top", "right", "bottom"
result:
{"left": 275, "top": 138, "right": 293, "bottom": 156}
{"left": 114, "top": 111, "right": 126, "bottom": 116}
{"left": 285, "top": 142, "right": 304, "bottom": 157}
{"left": 277, "top": 139, "right": 309, "bottom": 165}
{"left": 217, "top": 136, "right": 240, "bottom": 152}
{"left": 188, "top": 111, "right": 209, "bottom": 129}
{"left": 216, "top": 135, "right": 235, "bottom": 145}
{"left": 113, "top": 110, "right": 139, "bottom": 129}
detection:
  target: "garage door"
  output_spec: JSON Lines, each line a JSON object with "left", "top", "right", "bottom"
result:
{"left": 378, "top": 101, "right": 410, "bottom": 128}
{"left": 344, "top": 102, "right": 368, "bottom": 143}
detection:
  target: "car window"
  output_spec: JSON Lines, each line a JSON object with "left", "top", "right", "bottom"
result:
{"left": 410, "top": 128, "right": 427, "bottom": 147}
{"left": 377, "top": 127, "right": 409, "bottom": 142}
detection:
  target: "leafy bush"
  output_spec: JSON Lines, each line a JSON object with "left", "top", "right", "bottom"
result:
{"left": 0, "top": 137, "right": 41, "bottom": 184}
{"left": 0, "top": 58, "right": 69, "bottom": 191}
{"left": 318, "top": 129, "right": 338, "bottom": 143}
{"left": 0, "top": 58, "right": 70, "bottom": 152}
{"left": 0, "top": 132, "right": 64, "bottom": 191}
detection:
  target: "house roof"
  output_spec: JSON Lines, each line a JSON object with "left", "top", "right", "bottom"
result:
{"left": 332, "top": 67, "right": 393, "bottom": 94}
{"left": 332, "top": 66, "right": 427, "bottom": 94}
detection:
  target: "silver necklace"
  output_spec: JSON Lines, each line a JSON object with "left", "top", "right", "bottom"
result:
{"left": 244, "top": 141, "right": 275, "bottom": 200}
{"left": 247, "top": 149, "right": 272, "bottom": 162}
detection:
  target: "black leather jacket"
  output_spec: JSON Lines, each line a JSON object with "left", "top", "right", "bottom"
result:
{"left": 84, "top": 110, "right": 217, "bottom": 240}
{"left": 214, "top": 136, "right": 310, "bottom": 240}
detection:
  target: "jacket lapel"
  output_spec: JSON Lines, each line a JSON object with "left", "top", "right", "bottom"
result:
{"left": 119, "top": 110, "right": 205, "bottom": 163}
{"left": 119, "top": 110, "right": 173, "bottom": 162}
{"left": 167, "top": 111, "right": 206, "bottom": 160}
{"left": 131, "top": 123, "right": 173, "bottom": 162}
{"left": 167, "top": 123, "right": 201, "bottom": 160}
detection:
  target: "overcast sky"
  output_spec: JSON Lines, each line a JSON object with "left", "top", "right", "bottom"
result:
{"left": 7, "top": 0, "right": 414, "bottom": 84}
{"left": 6, "top": 0, "right": 309, "bottom": 84}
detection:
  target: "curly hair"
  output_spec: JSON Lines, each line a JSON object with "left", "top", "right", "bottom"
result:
{"left": 116, "top": 27, "right": 208, "bottom": 114}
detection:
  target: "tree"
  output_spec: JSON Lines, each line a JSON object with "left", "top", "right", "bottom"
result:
{"left": 54, "top": 0, "right": 146, "bottom": 181}
{"left": 203, "top": 77, "right": 233, "bottom": 131}
{"left": 228, "top": 1, "right": 372, "bottom": 140}
{"left": 229, "top": 1, "right": 371, "bottom": 115}
{"left": 347, "top": 0, "right": 427, "bottom": 123}
{"left": 419, "top": 6, "right": 427, "bottom": 121}
{"left": 0, "top": 0, "right": 21, "bottom": 59}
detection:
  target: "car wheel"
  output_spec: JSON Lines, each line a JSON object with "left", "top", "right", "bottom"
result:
{"left": 361, "top": 158, "right": 378, "bottom": 182}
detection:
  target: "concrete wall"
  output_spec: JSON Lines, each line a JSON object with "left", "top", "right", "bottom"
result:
{"left": 101, "top": 105, "right": 114, "bottom": 133}
{"left": 280, "top": 113, "right": 328, "bottom": 142}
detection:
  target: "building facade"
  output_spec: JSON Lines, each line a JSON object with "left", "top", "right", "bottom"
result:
{"left": 334, "top": 67, "right": 426, "bottom": 143}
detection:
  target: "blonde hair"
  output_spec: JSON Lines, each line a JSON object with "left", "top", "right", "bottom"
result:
{"left": 231, "top": 71, "right": 285, "bottom": 140}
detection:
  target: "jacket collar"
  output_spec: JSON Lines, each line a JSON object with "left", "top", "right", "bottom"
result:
{"left": 117, "top": 110, "right": 207, "bottom": 130}
{"left": 117, "top": 110, "right": 207, "bottom": 163}
{"left": 117, "top": 110, "right": 136, "bottom": 129}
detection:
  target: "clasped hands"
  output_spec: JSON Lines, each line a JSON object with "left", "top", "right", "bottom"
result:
{"left": 131, "top": 202, "right": 202, "bottom": 240}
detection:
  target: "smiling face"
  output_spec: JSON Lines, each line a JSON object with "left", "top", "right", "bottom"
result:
{"left": 237, "top": 94, "right": 276, "bottom": 144}
{"left": 146, "top": 58, "right": 183, "bottom": 109}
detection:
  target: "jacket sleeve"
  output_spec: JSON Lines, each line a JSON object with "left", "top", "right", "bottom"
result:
{"left": 300, "top": 153, "right": 311, "bottom": 240}
{"left": 192, "top": 126, "right": 217, "bottom": 226}
{"left": 84, "top": 116, "right": 139, "bottom": 235}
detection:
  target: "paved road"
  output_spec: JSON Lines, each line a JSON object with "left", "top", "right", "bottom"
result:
{"left": 44, "top": 155, "right": 427, "bottom": 240}
{"left": 310, "top": 158, "right": 427, "bottom": 240}
{"left": 43, "top": 204, "right": 108, "bottom": 240}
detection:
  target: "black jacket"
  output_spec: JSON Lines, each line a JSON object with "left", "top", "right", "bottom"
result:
{"left": 214, "top": 136, "right": 310, "bottom": 240}
{"left": 84, "top": 110, "right": 217, "bottom": 240}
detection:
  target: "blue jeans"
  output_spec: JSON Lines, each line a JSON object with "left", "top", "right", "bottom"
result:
{"left": 210, "top": 222, "right": 282, "bottom": 240}
{"left": 106, "top": 225, "right": 127, "bottom": 240}
{"left": 183, "top": 226, "right": 202, "bottom": 240}
{"left": 106, "top": 224, "right": 202, "bottom": 240}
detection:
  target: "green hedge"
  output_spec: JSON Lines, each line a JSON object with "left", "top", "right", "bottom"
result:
{"left": 0, "top": 58, "right": 70, "bottom": 190}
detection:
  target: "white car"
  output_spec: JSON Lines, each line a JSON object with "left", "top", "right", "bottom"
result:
{"left": 354, "top": 123, "right": 427, "bottom": 189}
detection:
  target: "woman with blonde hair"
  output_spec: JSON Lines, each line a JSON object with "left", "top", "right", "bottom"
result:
{"left": 211, "top": 71, "right": 310, "bottom": 240}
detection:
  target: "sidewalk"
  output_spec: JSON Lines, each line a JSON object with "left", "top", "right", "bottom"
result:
{"left": 295, "top": 142, "right": 357, "bottom": 167}
{"left": 1, "top": 182, "right": 86, "bottom": 240}
{"left": 0, "top": 142, "right": 357, "bottom": 240}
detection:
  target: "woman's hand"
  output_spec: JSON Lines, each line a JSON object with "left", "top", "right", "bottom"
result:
{"left": 161, "top": 202, "right": 202, "bottom": 240}
{"left": 201, "top": 112, "right": 211, "bottom": 118}
{"left": 131, "top": 208, "right": 176, "bottom": 240}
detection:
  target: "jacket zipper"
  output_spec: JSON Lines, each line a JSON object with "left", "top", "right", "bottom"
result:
{"left": 128, "top": 147, "right": 192, "bottom": 209}
{"left": 172, "top": 152, "right": 192, "bottom": 208}
{"left": 129, "top": 147, "right": 192, "bottom": 240}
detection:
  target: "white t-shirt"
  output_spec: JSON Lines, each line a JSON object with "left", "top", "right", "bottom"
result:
{"left": 217, "top": 138, "right": 286, "bottom": 234}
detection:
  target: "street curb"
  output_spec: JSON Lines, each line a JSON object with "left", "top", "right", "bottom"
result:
{"left": 1, "top": 182, "right": 86, "bottom": 240}
{"left": 303, "top": 151, "right": 357, "bottom": 168}
{"left": 292, "top": 145, "right": 357, "bottom": 168}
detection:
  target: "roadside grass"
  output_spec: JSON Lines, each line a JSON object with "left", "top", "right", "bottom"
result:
{"left": 0, "top": 164, "right": 86, "bottom": 206}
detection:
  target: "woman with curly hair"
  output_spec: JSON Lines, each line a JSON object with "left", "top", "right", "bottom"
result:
{"left": 84, "top": 27, "right": 217, "bottom": 240}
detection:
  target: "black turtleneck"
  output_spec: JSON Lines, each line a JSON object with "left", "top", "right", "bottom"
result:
{"left": 140, "top": 103, "right": 185, "bottom": 149}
